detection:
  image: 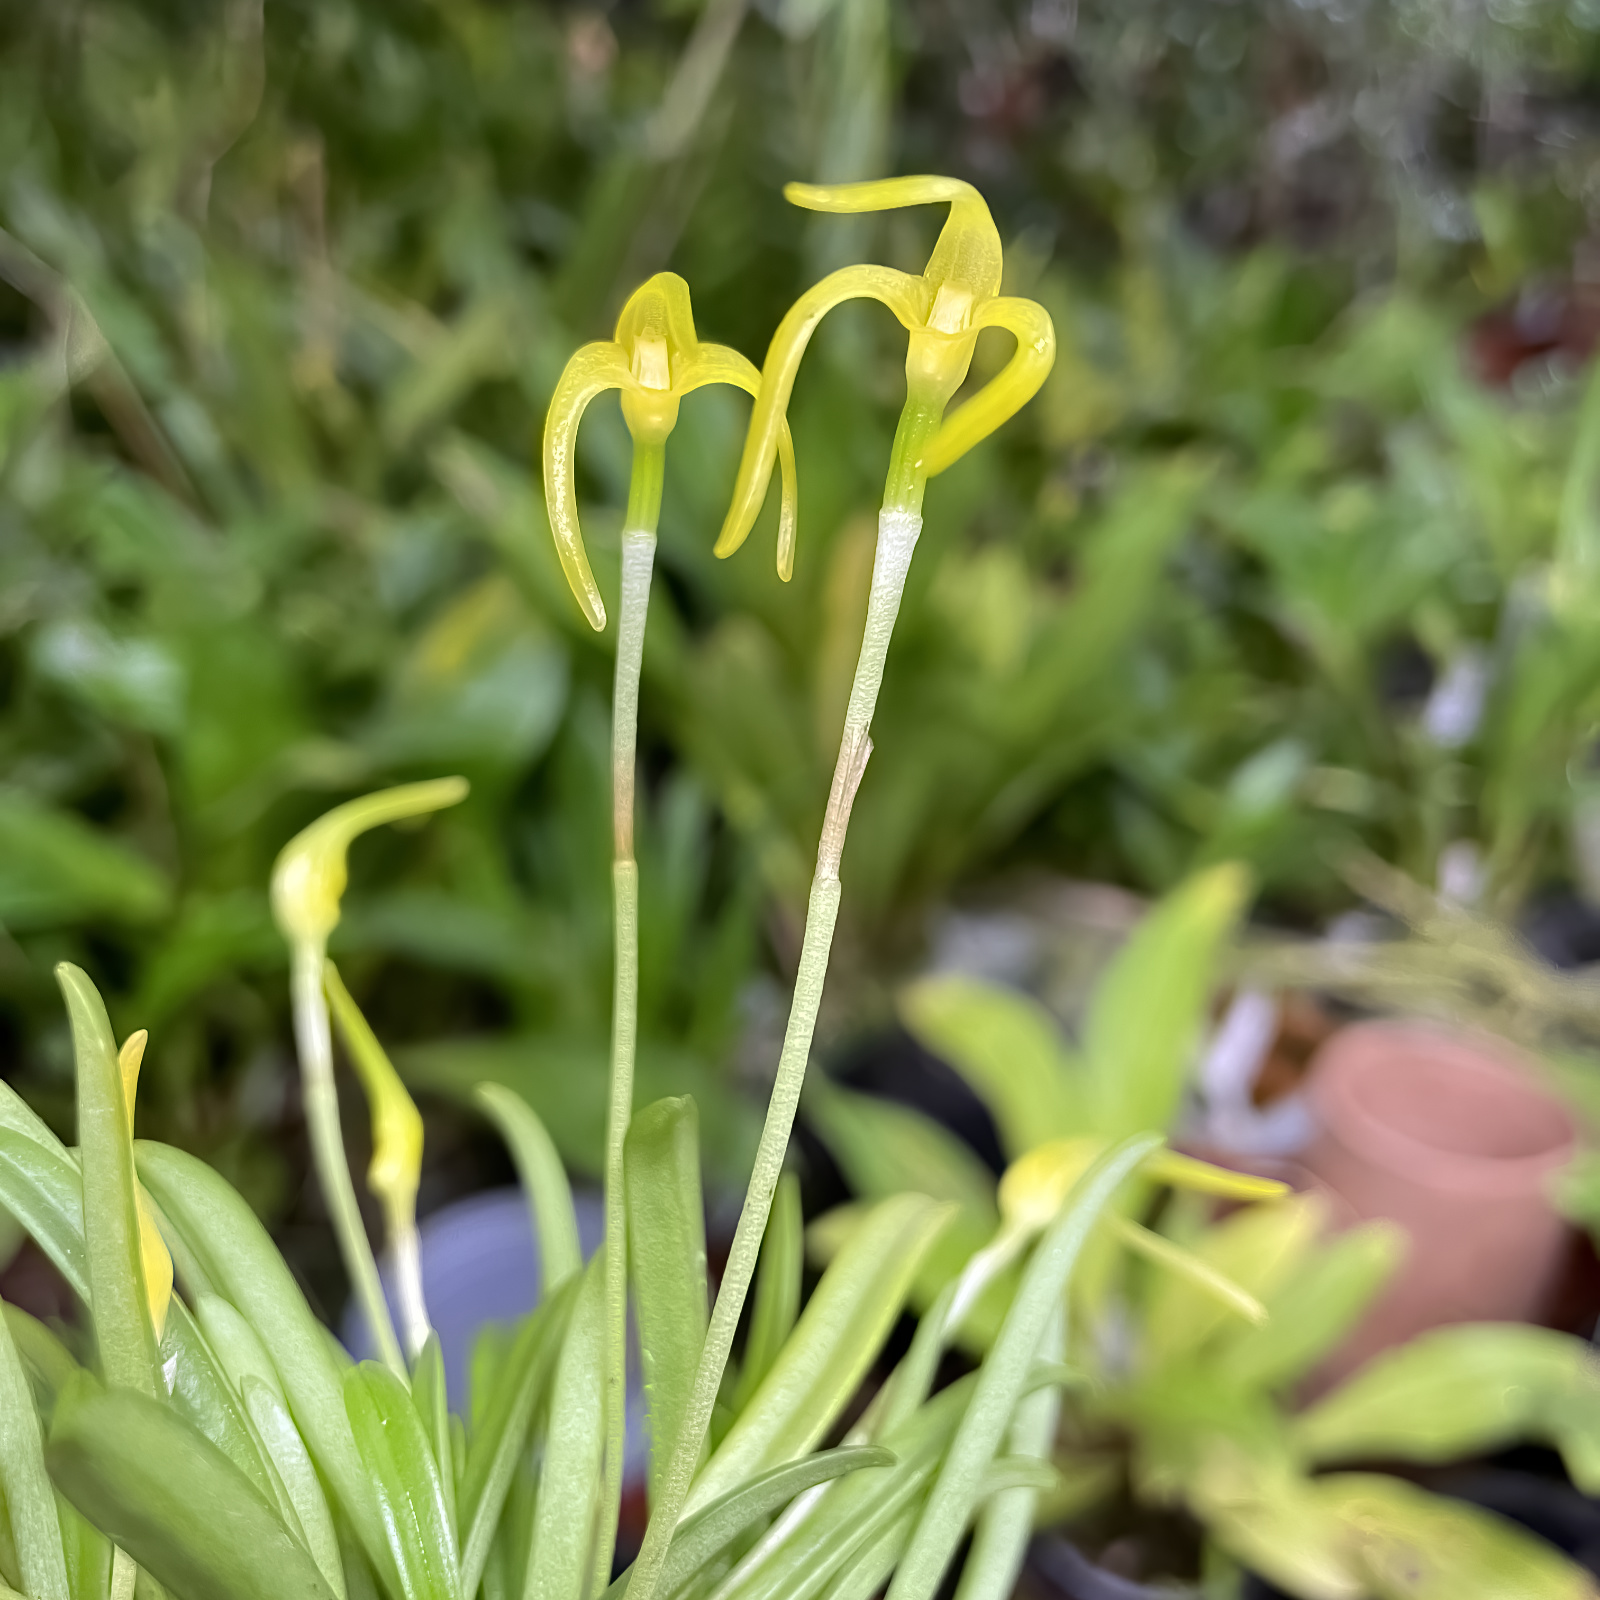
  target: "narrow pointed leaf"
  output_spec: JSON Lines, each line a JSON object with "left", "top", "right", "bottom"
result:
{"left": 625, "top": 1097, "right": 709, "bottom": 1503}
{"left": 475, "top": 1085, "right": 581, "bottom": 1295}
{"left": 135, "top": 1142, "right": 388, "bottom": 1581}
{"left": 0, "top": 1297, "right": 70, "bottom": 1600}
{"left": 458, "top": 1282, "right": 579, "bottom": 1600}
{"left": 521, "top": 1253, "right": 607, "bottom": 1600}
{"left": 729, "top": 1174, "right": 801, "bottom": 1417}
{"left": 0, "top": 1084, "right": 87, "bottom": 1299}
{"left": 688, "top": 1194, "right": 951, "bottom": 1516}
{"left": 46, "top": 1377, "right": 339, "bottom": 1600}
{"left": 345, "top": 1362, "right": 459, "bottom": 1600}
{"left": 59, "top": 964, "right": 162, "bottom": 1398}
{"left": 412, "top": 1335, "right": 454, "bottom": 1537}
{"left": 242, "top": 1378, "right": 347, "bottom": 1600}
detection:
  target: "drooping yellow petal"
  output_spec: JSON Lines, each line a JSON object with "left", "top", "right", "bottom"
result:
{"left": 923, "top": 296, "right": 1056, "bottom": 478}
{"left": 541, "top": 341, "right": 632, "bottom": 631}
{"left": 270, "top": 778, "right": 469, "bottom": 951}
{"left": 785, "top": 176, "right": 1003, "bottom": 303}
{"left": 117, "top": 1029, "right": 173, "bottom": 1337}
{"left": 680, "top": 344, "right": 801, "bottom": 580}
{"left": 1108, "top": 1214, "right": 1269, "bottom": 1326}
{"left": 714, "top": 263, "right": 925, "bottom": 561}
{"left": 1146, "top": 1149, "right": 1290, "bottom": 1203}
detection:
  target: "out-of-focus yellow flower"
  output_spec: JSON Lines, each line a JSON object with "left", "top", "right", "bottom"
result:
{"left": 999, "top": 1136, "right": 1289, "bottom": 1235}
{"left": 117, "top": 1028, "right": 173, "bottom": 1337}
{"left": 270, "top": 778, "right": 469, "bottom": 953}
{"left": 543, "top": 272, "right": 800, "bottom": 629}
{"left": 715, "top": 175, "right": 1057, "bottom": 564}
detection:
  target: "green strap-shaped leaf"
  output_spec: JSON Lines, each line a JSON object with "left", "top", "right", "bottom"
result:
{"left": 1295, "top": 1323, "right": 1600, "bottom": 1493}
{"left": 134, "top": 1142, "right": 389, "bottom": 1585}
{"left": 58, "top": 965, "right": 161, "bottom": 1399}
{"left": 412, "top": 1335, "right": 454, "bottom": 1536}
{"left": 1318, "top": 1473, "right": 1593, "bottom": 1600}
{"left": 1080, "top": 867, "right": 1250, "bottom": 1142}
{"left": 0, "top": 1297, "right": 70, "bottom": 1600}
{"left": 0, "top": 1086, "right": 87, "bottom": 1299}
{"left": 58, "top": 1492, "right": 112, "bottom": 1600}
{"left": 241, "top": 1378, "right": 347, "bottom": 1600}
{"left": 194, "top": 1294, "right": 286, "bottom": 1404}
{"left": 46, "top": 1377, "right": 339, "bottom": 1600}
{"left": 613, "top": 1447, "right": 895, "bottom": 1600}
{"left": 458, "top": 1282, "right": 579, "bottom": 1600}
{"left": 521, "top": 1252, "right": 607, "bottom": 1600}
{"left": 688, "top": 1193, "right": 951, "bottom": 1517}
{"left": 951, "top": 1306, "right": 1064, "bottom": 1600}
{"left": 4, "top": 1304, "right": 80, "bottom": 1415}
{"left": 625, "top": 1098, "right": 709, "bottom": 1504}
{"left": 345, "top": 1362, "right": 460, "bottom": 1600}
{"left": 886, "top": 1134, "right": 1161, "bottom": 1600}
{"left": 475, "top": 1084, "right": 581, "bottom": 1295}
{"left": 161, "top": 1300, "right": 282, "bottom": 1508}
{"left": 728, "top": 1173, "right": 801, "bottom": 1418}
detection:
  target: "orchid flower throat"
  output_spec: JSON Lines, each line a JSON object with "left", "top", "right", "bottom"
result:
{"left": 543, "top": 271, "right": 798, "bottom": 630}
{"left": 714, "top": 174, "right": 1055, "bottom": 558}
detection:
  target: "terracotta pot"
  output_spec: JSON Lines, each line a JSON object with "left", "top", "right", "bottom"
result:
{"left": 1302, "top": 1021, "right": 1576, "bottom": 1377}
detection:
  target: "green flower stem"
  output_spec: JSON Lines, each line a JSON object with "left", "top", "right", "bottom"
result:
{"left": 594, "top": 441, "right": 663, "bottom": 1594}
{"left": 629, "top": 395, "right": 945, "bottom": 1600}
{"left": 290, "top": 945, "right": 406, "bottom": 1378}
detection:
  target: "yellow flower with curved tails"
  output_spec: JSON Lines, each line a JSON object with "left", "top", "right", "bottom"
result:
{"left": 542, "top": 270, "right": 801, "bottom": 1585}
{"left": 629, "top": 180, "right": 1057, "bottom": 1600}
{"left": 542, "top": 270, "right": 799, "bottom": 629}
{"left": 714, "top": 175, "right": 1056, "bottom": 564}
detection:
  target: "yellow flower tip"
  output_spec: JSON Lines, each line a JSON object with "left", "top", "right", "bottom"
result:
{"left": 271, "top": 778, "right": 470, "bottom": 950}
{"left": 1147, "top": 1149, "right": 1291, "bottom": 1202}
{"left": 117, "top": 1029, "right": 148, "bottom": 1119}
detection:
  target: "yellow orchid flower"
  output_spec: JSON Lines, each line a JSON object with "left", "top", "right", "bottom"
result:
{"left": 714, "top": 175, "right": 1056, "bottom": 564}
{"left": 271, "top": 777, "right": 467, "bottom": 1373}
{"left": 543, "top": 271, "right": 800, "bottom": 627}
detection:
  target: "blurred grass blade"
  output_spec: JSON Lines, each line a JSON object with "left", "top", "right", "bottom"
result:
{"left": 0, "top": 1295, "right": 70, "bottom": 1600}
{"left": 1216, "top": 1221, "right": 1404, "bottom": 1391}
{"left": 898, "top": 976, "right": 1079, "bottom": 1159}
{"left": 345, "top": 1362, "right": 460, "bottom": 1600}
{"left": 1081, "top": 867, "right": 1250, "bottom": 1142}
{"left": 242, "top": 1376, "right": 347, "bottom": 1600}
{"left": 688, "top": 1193, "right": 951, "bottom": 1516}
{"left": 729, "top": 1173, "right": 801, "bottom": 1417}
{"left": 58, "top": 964, "right": 162, "bottom": 1397}
{"left": 135, "top": 1141, "right": 390, "bottom": 1585}
{"left": 625, "top": 1097, "right": 709, "bottom": 1503}
{"left": 459, "top": 1282, "right": 579, "bottom": 1600}
{"left": 886, "top": 1134, "right": 1161, "bottom": 1600}
{"left": 46, "top": 1376, "right": 340, "bottom": 1600}
{"left": 476, "top": 1083, "right": 582, "bottom": 1295}
{"left": 1317, "top": 1472, "right": 1594, "bottom": 1599}
{"left": 521, "top": 1252, "right": 607, "bottom": 1600}
{"left": 1294, "top": 1324, "right": 1600, "bottom": 1493}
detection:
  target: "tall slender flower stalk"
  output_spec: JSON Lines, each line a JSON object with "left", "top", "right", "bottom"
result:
{"left": 628, "top": 176, "right": 1055, "bottom": 1600}
{"left": 542, "top": 272, "right": 796, "bottom": 1590}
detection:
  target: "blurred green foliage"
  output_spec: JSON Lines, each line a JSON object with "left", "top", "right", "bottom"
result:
{"left": 9, "top": 0, "right": 1600, "bottom": 1231}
